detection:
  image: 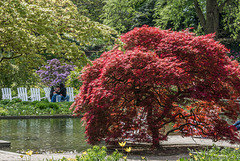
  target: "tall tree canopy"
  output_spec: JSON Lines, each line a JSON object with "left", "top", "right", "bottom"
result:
{"left": 154, "top": 0, "right": 240, "bottom": 38}
{"left": 101, "top": 0, "right": 240, "bottom": 39}
{"left": 0, "top": 0, "right": 117, "bottom": 90}
{"left": 71, "top": 0, "right": 105, "bottom": 23}
{"left": 0, "top": 0, "right": 116, "bottom": 65}
{"left": 71, "top": 26, "right": 240, "bottom": 147}
{"left": 101, "top": 0, "right": 156, "bottom": 33}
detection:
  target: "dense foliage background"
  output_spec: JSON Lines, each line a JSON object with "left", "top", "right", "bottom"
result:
{"left": 1, "top": 0, "right": 240, "bottom": 98}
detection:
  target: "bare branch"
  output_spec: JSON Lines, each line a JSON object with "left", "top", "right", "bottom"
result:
{"left": 0, "top": 54, "right": 23, "bottom": 63}
{"left": 166, "top": 122, "right": 209, "bottom": 136}
{"left": 193, "top": 0, "right": 206, "bottom": 32}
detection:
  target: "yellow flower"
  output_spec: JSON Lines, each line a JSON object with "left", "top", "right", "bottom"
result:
{"left": 141, "top": 156, "right": 146, "bottom": 160}
{"left": 125, "top": 147, "right": 132, "bottom": 153}
{"left": 123, "top": 156, "right": 127, "bottom": 160}
{"left": 20, "top": 155, "right": 24, "bottom": 158}
{"left": 82, "top": 151, "right": 87, "bottom": 155}
{"left": 235, "top": 148, "right": 239, "bottom": 150}
{"left": 119, "top": 142, "right": 126, "bottom": 147}
{"left": 194, "top": 156, "right": 197, "bottom": 160}
{"left": 189, "top": 153, "right": 192, "bottom": 156}
{"left": 26, "top": 150, "right": 33, "bottom": 156}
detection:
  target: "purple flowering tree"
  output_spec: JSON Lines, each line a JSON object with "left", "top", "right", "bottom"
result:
{"left": 36, "top": 59, "right": 75, "bottom": 86}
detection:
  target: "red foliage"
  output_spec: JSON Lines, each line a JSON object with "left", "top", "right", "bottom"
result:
{"left": 71, "top": 26, "right": 240, "bottom": 147}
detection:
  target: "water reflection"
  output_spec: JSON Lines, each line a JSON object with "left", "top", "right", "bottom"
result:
{"left": 0, "top": 118, "right": 92, "bottom": 152}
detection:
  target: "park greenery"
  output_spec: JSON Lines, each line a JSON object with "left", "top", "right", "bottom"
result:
{"left": 0, "top": 0, "right": 240, "bottom": 158}
{"left": 0, "top": 99, "right": 73, "bottom": 116}
{"left": 19, "top": 144, "right": 240, "bottom": 161}
{"left": 1, "top": 0, "right": 240, "bottom": 92}
{"left": 101, "top": 0, "right": 240, "bottom": 38}
{"left": 180, "top": 145, "right": 240, "bottom": 161}
{"left": 0, "top": 0, "right": 117, "bottom": 91}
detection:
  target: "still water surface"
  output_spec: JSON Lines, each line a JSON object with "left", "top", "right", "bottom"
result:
{"left": 0, "top": 118, "right": 92, "bottom": 153}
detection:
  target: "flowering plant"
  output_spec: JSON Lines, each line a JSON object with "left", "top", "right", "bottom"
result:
{"left": 36, "top": 59, "right": 75, "bottom": 86}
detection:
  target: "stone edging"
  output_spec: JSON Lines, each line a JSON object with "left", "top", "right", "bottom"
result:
{"left": 0, "top": 115, "right": 82, "bottom": 119}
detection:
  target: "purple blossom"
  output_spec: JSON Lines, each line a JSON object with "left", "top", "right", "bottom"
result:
{"left": 36, "top": 59, "right": 76, "bottom": 86}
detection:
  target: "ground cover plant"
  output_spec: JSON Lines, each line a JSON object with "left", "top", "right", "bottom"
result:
{"left": 71, "top": 26, "right": 240, "bottom": 147}
{"left": 0, "top": 99, "right": 73, "bottom": 116}
{"left": 180, "top": 145, "right": 240, "bottom": 161}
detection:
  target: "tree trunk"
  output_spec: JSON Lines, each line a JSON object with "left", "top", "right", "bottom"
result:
{"left": 150, "top": 126, "right": 160, "bottom": 147}
{"left": 147, "top": 107, "right": 160, "bottom": 147}
{"left": 205, "top": 0, "right": 220, "bottom": 37}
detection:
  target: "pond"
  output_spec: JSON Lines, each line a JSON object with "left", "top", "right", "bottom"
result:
{"left": 0, "top": 118, "right": 93, "bottom": 153}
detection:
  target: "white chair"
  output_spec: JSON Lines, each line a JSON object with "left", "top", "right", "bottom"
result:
{"left": 30, "top": 88, "right": 41, "bottom": 101}
{"left": 66, "top": 87, "right": 75, "bottom": 102}
{"left": 2, "top": 88, "right": 13, "bottom": 100}
{"left": 43, "top": 87, "right": 51, "bottom": 102}
{"left": 17, "top": 87, "right": 29, "bottom": 101}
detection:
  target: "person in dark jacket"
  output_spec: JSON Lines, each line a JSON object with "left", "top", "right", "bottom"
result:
{"left": 59, "top": 83, "right": 66, "bottom": 97}
{"left": 51, "top": 86, "right": 61, "bottom": 102}
{"left": 50, "top": 86, "right": 55, "bottom": 100}
{"left": 51, "top": 83, "right": 70, "bottom": 102}
{"left": 59, "top": 83, "right": 69, "bottom": 102}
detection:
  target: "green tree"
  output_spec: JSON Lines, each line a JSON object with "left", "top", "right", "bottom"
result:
{"left": 154, "top": 0, "right": 240, "bottom": 39}
{"left": 101, "top": 0, "right": 148, "bottom": 33}
{"left": 0, "top": 0, "right": 117, "bottom": 66}
{"left": 71, "top": 0, "right": 105, "bottom": 23}
{"left": 0, "top": 0, "right": 117, "bottom": 91}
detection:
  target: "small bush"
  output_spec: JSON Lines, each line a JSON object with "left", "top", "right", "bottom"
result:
{"left": 0, "top": 107, "right": 9, "bottom": 116}
{"left": 12, "top": 98, "right": 22, "bottom": 103}
{"left": 46, "top": 146, "right": 123, "bottom": 161}
{"left": 35, "top": 102, "right": 49, "bottom": 110}
{"left": 49, "top": 103, "right": 59, "bottom": 110}
{"left": 19, "top": 101, "right": 31, "bottom": 105}
{"left": 0, "top": 99, "right": 11, "bottom": 105}
{"left": 41, "top": 98, "right": 50, "bottom": 103}
{"left": 31, "top": 101, "right": 39, "bottom": 106}
{"left": 180, "top": 145, "right": 240, "bottom": 161}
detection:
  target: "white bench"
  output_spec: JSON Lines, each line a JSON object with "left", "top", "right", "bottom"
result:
{"left": 17, "top": 87, "right": 29, "bottom": 101}
{"left": 2, "top": 87, "right": 28, "bottom": 101}
{"left": 2, "top": 88, "right": 14, "bottom": 100}
{"left": 43, "top": 87, "right": 51, "bottom": 102}
{"left": 30, "top": 88, "right": 41, "bottom": 101}
{"left": 66, "top": 87, "right": 75, "bottom": 102}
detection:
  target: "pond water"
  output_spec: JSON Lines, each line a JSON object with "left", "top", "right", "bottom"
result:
{"left": 0, "top": 118, "right": 93, "bottom": 153}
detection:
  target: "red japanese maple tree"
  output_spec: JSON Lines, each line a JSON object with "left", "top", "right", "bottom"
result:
{"left": 71, "top": 26, "right": 240, "bottom": 147}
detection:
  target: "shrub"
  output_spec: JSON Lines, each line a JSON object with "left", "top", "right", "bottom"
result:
{"left": 0, "top": 107, "right": 9, "bottom": 116}
{"left": 46, "top": 146, "right": 123, "bottom": 161}
{"left": 49, "top": 103, "right": 59, "bottom": 110}
{"left": 36, "top": 59, "right": 75, "bottom": 86}
{"left": 71, "top": 26, "right": 240, "bottom": 147}
{"left": 35, "top": 102, "right": 49, "bottom": 110}
{"left": 180, "top": 145, "right": 240, "bottom": 161}
{"left": 0, "top": 99, "right": 11, "bottom": 105}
